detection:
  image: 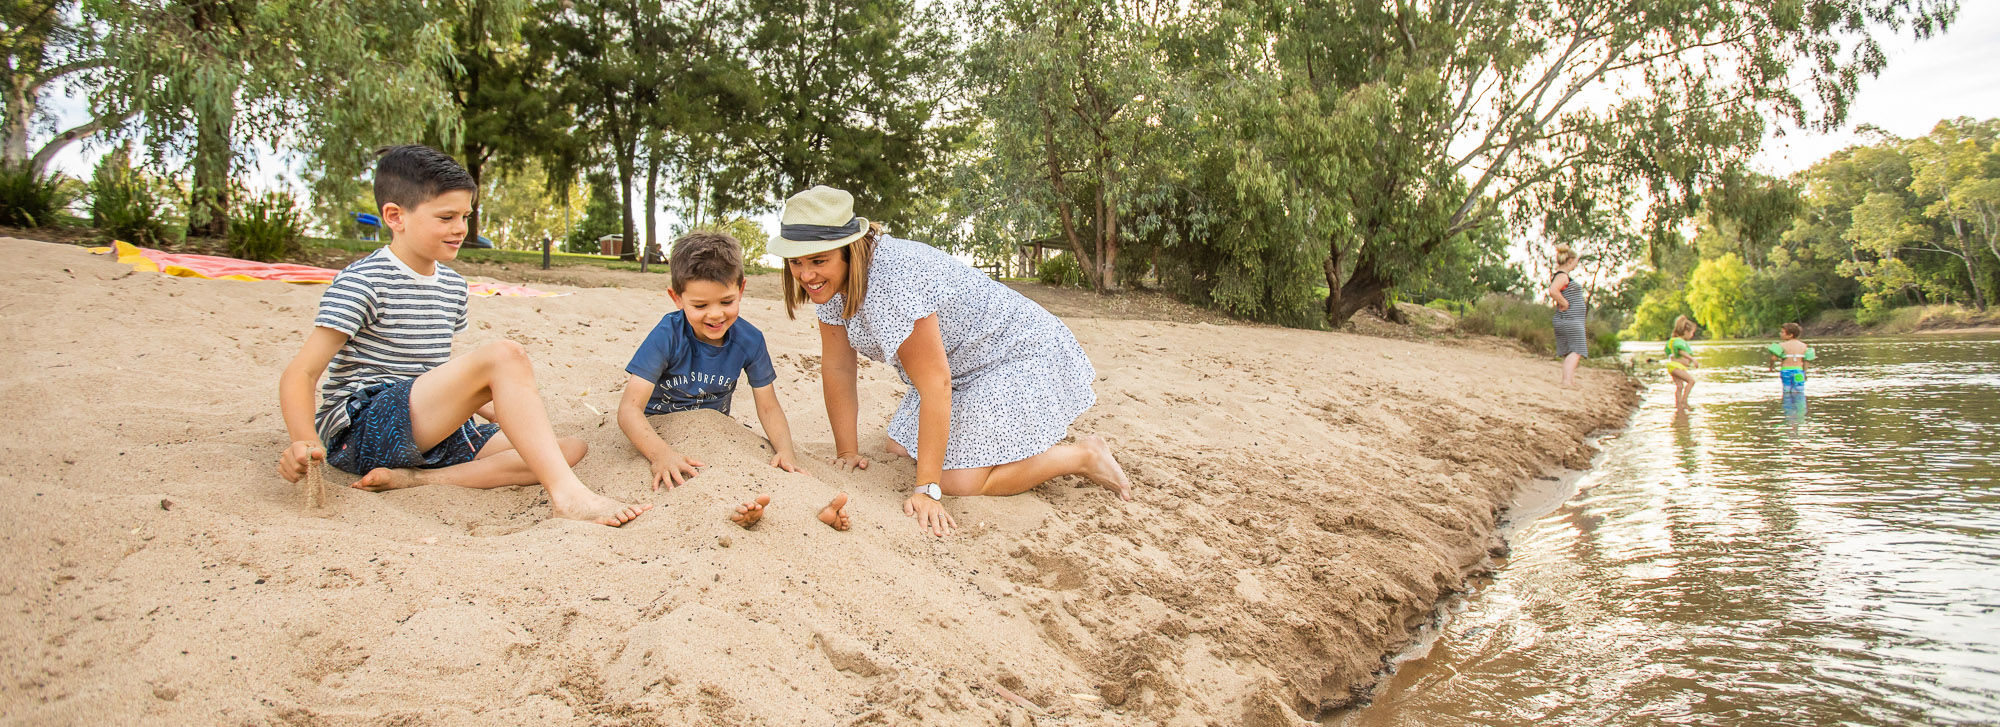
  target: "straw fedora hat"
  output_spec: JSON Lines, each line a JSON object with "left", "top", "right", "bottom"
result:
{"left": 768, "top": 186, "right": 870, "bottom": 259}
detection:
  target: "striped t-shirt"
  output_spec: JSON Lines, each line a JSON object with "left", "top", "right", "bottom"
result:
{"left": 312, "top": 248, "right": 470, "bottom": 443}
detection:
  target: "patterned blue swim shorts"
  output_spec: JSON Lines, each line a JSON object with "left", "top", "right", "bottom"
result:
{"left": 1780, "top": 368, "right": 1806, "bottom": 392}
{"left": 325, "top": 378, "right": 498, "bottom": 475}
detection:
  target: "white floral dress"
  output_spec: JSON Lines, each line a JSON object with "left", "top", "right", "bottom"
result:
{"left": 817, "top": 236, "right": 1097, "bottom": 469}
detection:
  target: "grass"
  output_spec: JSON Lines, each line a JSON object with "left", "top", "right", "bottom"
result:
{"left": 1455, "top": 293, "right": 1623, "bottom": 358}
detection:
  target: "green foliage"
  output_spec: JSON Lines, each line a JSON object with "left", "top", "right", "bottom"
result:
{"left": 88, "top": 146, "right": 171, "bottom": 246}
{"left": 684, "top": 217, "right": 770, "bottom": 267}
{"left": 1687, "top": 253, "right": 1754, "bottom": 338}
{"left": 1622, "top": 287, "right": 1692, "bottom": 341}
{"left": 226, "top": 190, "right": 305, "bottom": 262}
{"left": 562, "top": 174, "right": 622, "bottom": 254}
{"left": 0, "top": 164, "right": 74, "bottom": 227}
{"left": 1037, "top": 253, "right": 1085, "bottom": 289}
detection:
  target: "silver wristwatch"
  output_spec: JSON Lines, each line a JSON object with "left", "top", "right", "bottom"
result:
{"left": 914, "top": 483, "right": 942, "bottom": 501}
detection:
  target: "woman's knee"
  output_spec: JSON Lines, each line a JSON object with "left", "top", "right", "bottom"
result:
{"left": 559, "top": 437, "right": 588, "bottom": 465}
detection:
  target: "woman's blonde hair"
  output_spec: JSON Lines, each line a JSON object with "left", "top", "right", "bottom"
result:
{"left": 783, "top": 221, "right": 885, "bottom": 320}
{"left": 1673, "top": 314, "right": 1697, "bottom": 339}
{"left": 1553, "top": 244, "right": 1578, "bottom": 267}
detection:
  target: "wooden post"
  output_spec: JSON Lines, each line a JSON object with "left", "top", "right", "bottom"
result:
{"left": 542, "top": 234, "right": 551, "bottom": 270}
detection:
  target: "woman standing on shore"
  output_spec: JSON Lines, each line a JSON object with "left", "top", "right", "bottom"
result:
{"left": 771, "top": 186, "right": 1133, "bottom": 537}
{"left": 1547, "top": 244, "right": 1588, "bottom": 387}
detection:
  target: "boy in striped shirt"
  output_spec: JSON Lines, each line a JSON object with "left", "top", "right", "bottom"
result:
{"left": 275, "top": 145, "right": 650, "bottom": 526}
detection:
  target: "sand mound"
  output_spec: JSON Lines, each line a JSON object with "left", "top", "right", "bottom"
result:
{"left": 0, "top": 236, "right": 1634, "bottom": 725}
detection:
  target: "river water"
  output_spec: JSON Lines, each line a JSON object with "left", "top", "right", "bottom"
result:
{"left": 1332, "top": 333, "right": 2000, "bottom": 726}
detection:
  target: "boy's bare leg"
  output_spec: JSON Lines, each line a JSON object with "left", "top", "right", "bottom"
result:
{"left": 818, "top": 492, "right": 850, "bottom": 531}
{"left": 938, "top": 436, "right": 1132, "bottom": 501}
{"left": 407, "top": 340, "right": 650, "bottom": 526}
{"left": 731, "top": 494, "right": 771, "bottom": 528}
{"left": 354, "top": 436, "right": 586, "bottom": 491}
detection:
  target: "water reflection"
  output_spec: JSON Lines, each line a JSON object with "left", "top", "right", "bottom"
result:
{"left": 1333, "top": 334, "right": 2000, "bottom": 727}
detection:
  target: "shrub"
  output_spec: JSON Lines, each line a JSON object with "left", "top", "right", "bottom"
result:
{"left": 90, "top": 155, "right": 172, "bottom": 246}
{"left": 0, "top": 164, "right": 74, "bottom": 227}
{"left": 1458, "top": 293, "right": 1624, "bottom": 358}
{"left": 228, "top": 191, "right": 305, "bottom": 262}
{"left": 1037, "top": 252, "right": 1085, "bottom": 288}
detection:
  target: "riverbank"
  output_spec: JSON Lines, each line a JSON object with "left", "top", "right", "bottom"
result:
{"left": 0, "top": 235, "right": 1635, "bottom": 725}
{"left": 1804, "top": 305, "right": 2000, "bottom": 337}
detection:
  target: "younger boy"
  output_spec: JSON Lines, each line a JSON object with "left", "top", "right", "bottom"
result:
{"left": 277, "top": 145, "right": 649, "bottom": 527}
{"left": 616, "top": 232, "right": 848, "bottom": 531}
{"left": 1766, "top": 322, "right": 1817, "bottom": 392}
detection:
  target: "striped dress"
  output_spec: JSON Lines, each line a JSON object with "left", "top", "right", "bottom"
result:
{"left": 1551, "top": 269, "right": 1588, "bottom": 358}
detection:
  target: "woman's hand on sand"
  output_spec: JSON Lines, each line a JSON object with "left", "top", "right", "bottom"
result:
{"left": 770, "top": 450, "right": 810, "bottom": 476}
{"left": 651, "top": 449, "right": 704, "bottom": 490}
{"left": 904, "top": 493, "right": 956, "bottom": 537}
{"left": 278, "top": 441, "right": 324, "bottom": 483}
{"left": 830, "top": 451, "right": 870, "bottom": 472}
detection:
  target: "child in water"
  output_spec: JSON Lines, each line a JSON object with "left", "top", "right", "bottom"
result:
{"left": 1666, "top": 315, "right": 1699, "bottom": 410}
{"left": 1765, "top": 322, "right": 1816, "bottom": 392}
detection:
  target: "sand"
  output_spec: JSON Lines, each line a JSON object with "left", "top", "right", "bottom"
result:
{"left": 0, "top": 236, "right": 1635, "bottom": 725}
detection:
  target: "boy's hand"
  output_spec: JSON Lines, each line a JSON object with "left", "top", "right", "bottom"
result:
{"left": 651, "top": 450, "right": 704, "bottom": 491}
{"left": 770, "top": 451, "right": 809, "bottom": 475}
{"left": 279, "top": 441, "right": 325, "bottom": 483}
{"left": 829, "top": 451, "right": 870, "bottom": 472}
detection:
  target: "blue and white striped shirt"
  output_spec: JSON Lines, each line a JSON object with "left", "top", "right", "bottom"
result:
{"left": 312, "top": 248, "right": 470, "bottom": 443}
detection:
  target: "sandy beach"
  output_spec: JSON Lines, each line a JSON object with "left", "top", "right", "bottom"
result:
{"left": 0, "top": 236, "right": 1634, "bottom": 725}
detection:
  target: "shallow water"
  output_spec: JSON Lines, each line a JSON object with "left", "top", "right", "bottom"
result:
{"left": 1331, "top": 333, "right": 2000, "bottom": 727}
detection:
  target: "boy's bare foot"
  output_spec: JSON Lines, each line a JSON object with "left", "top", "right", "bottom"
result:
{"left": 732, "top": 494, "right": 771, "bottom": 529}
{"left": 1077, "top": 436, "right": 1133, "bottom": 501}
{"left": 551, "top": 491, "right": 652, "bottom": 527}
{"left": 354, "top": 467, "right": 424, "bottom": 491}
{"left": 818, "top": 492, "right": 851, "bottom": 531}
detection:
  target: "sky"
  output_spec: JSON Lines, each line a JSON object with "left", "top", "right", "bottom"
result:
{"left": 30, "top": 3, "right": 2000, "bottom": 246}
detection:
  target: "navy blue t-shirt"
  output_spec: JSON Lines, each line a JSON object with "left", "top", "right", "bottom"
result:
{"left": 625, "top": 311, "right": 777, "bottom": 415}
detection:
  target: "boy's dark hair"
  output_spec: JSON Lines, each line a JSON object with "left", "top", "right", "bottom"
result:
{"left": 1781, "top": 322, "right": 1803, "bottom": 338}
{"left": 373, "top": 145, "right": 476, "bottom": 213}
{"left": 670, "top": 231, "right": 746, "bottom": 292}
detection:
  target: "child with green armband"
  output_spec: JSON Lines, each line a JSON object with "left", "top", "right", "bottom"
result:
{"left": 1765, "top": 322, "right": 1816, "bottom": 392}
{"left": 1665, "top": 315, "right": 1699, "bottom": 410}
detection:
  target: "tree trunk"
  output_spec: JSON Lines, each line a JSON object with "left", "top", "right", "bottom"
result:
{"left": 1041, "top": 115, "right": 1094, "bottom": 286}
{"left": 29, "top": 113, "right": 124, "bottom": 176}
{"left": 1098, "top": 155, "right": 1118, "bottom": 292}
{"left": 1953, "top": 222, "right": 1987, "bottom": 310}
{"left": 644, "top": 150, "right": 659, "bottom": 265}
{"left": 188, "top": 91, "right": 235, "bottom": 238}
{"left": 2, "top": 74, "right": 30, "bottom": 168}
{"left": 1326, "top": 250, "right": 1394, "bottom": 325}
{"left": 465, "top": 149, "right": 484, "bottom": 249}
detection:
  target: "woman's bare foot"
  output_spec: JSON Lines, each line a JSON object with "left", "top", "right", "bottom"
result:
{"left": 550, "top": 491, "right": 652, "bottom": 527}
{"left": 818, "top": 492, "right": 851, "bottom": 531}
{"left": 1077, "top": 436, "right": 1133, "bottom": 501}
{"left": 886, "top": 440, "right": 914, "bottom": 460}
{"left": 732, "top": 494, "right": 772, "bottom": 529}
{"left": 354, "top": 467, "right": 424, "bottom": 492}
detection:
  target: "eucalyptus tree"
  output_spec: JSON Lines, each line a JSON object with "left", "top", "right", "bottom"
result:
{"left": 1212, "top": 0, "right": 1959, "bottom": 325}
{"left": 3, "top": 0, "right": 125, "bottom": 174}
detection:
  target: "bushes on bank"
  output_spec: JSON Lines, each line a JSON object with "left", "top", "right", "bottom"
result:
{"left": 89, "top": 151, "right": 174, "bottom": 246}
{"left": 1457, "top": 293, "right": 1622, "bottom": 358}
{"left": 228, "top": 191, "right": 306, "bottom": 261}
{"left": 0, "top": 164, "right": 76, "bottom": 227}
{"left": 1037, "top": 253, "right": 1085, "bottom": 288}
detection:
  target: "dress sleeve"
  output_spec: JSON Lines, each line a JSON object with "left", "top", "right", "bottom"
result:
{"left": 815, "top": 295, "right": 847, "bottom": 327}
{"left": 865, "top": 275, "right": 949, "bottom": 370}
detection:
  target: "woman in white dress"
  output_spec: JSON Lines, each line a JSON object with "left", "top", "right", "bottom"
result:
{"left": 772, "top": 186, "right": 1132, "bottom": 537}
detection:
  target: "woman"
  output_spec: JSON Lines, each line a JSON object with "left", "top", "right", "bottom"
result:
{"left": 1546, "top": 244, "right": 1588, "bottom": 387}
{"left": 771, "top": 186, "right": 1132, "bottom": 537}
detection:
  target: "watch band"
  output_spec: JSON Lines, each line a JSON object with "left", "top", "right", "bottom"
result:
{"left": 916, "top": 483, "right": 942, "bottom": 500}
